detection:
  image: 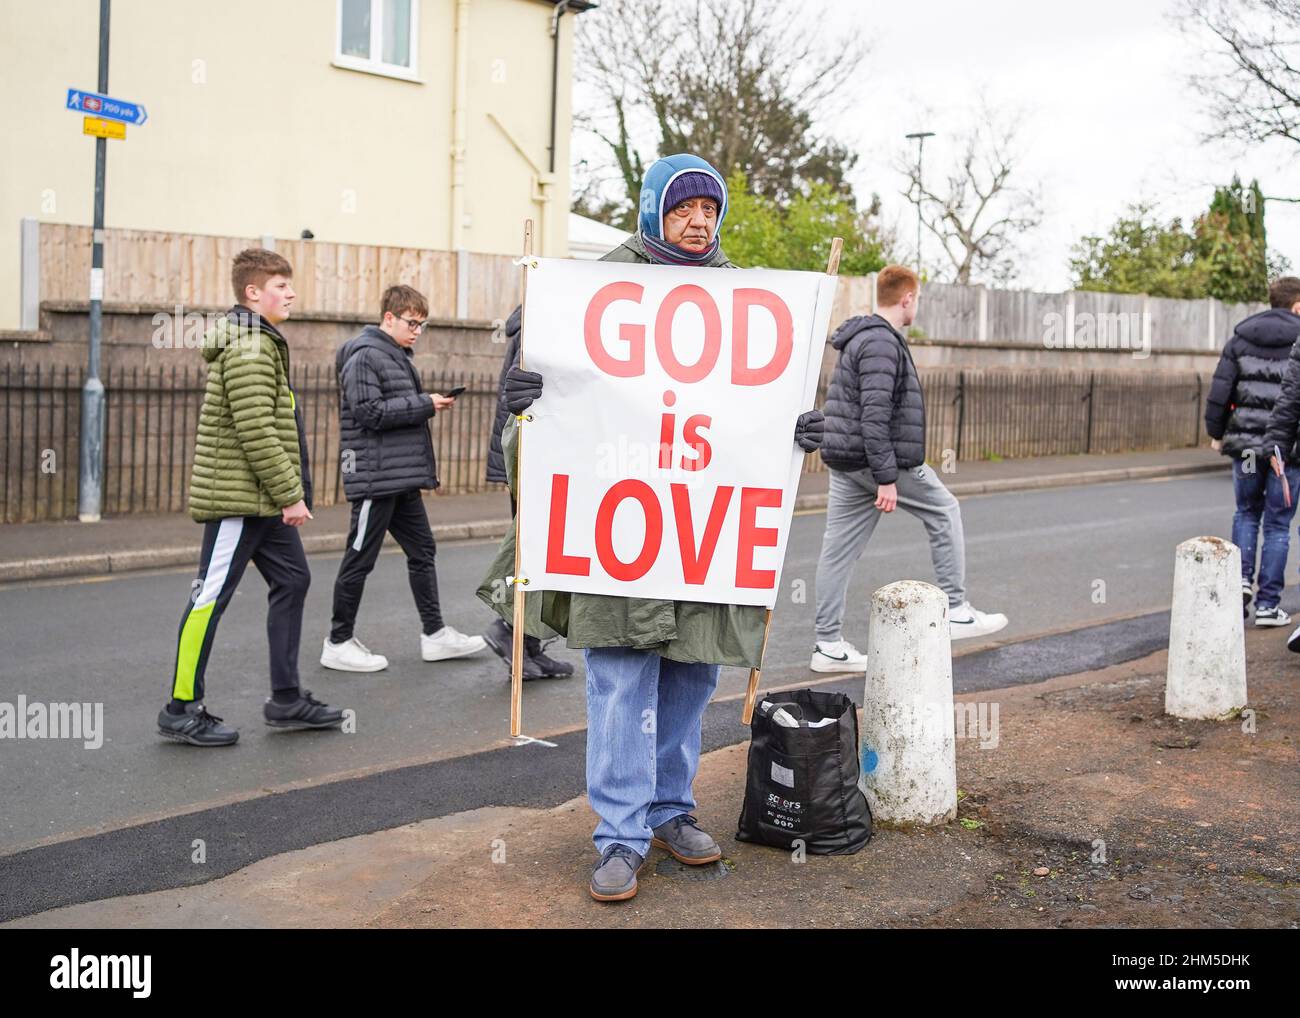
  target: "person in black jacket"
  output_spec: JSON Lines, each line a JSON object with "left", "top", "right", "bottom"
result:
{"left": 811, "top": 264, "right": 1007, "bottom": 672}
{"left": 485, "top": 307, "right": 520, "bottom": 494}
{"left": 479, "top": 304, "right": 576, "bottom": 680}
{"left": 1225, "top": 275, "right": 1300, "bottom": 633}
{"left": 321, "top": 285, "right": 486, "bottom": 672}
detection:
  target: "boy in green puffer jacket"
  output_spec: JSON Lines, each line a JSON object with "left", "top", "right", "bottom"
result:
{"left": 157, "top": 248, "right": 346, "bottom": 746}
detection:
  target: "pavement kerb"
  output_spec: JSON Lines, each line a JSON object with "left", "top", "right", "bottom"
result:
{"left": 0, "top": 553, "right": 113, "bottom": 583}
{"left": 791, "top": 459, "right": 1226, "bottom": 510}
{"left": 0, "top": 459, "right": 1228, "bottom": 585}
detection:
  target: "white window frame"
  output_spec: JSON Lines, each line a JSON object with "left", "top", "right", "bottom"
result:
{"left": 333, "top": 0, "right": 421, "bottom": 83}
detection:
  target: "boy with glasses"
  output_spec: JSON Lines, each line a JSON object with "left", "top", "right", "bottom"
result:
{"left": 322, "top": 285, "right": 486, "bottom": 671}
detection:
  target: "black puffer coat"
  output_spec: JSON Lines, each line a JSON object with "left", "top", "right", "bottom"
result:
{"left": 819, "top": 314, "right": 926, "bottom": 484}
{"left": 485, "top": 306, "right": 521, "bottom": 485}
{"left": 336, "top": 326, "right": 437, "bottom": 500}
{"left": 1208, "top": 308, "right": 1300, "bottom": 462}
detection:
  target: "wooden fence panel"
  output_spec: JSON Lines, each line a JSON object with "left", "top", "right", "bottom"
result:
{"left": 467, "top": 252, "right": 519, "bottom": 321}
{"left": 32, "top": 222, "right": 1268, "bottom": 346}
{"left": 915, "top": 281, "right": 980, "bottom": 340}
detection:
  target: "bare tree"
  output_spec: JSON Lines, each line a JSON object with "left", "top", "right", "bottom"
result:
{"left": 898, "top": 108, "right": 1042, "bottom": 285}
{"left": 1178, "top": 0, "right": 1300, "bottom": 150}
{"left": 575, "top": 0, "right": 866, "bottom": 226}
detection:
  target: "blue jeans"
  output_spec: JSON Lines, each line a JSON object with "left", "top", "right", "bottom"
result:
{"left": 1232, "top": 457, "right": 1300, "bottom": 608}
{"left": 583, "top": 647, "right": 720, "bottom": 857}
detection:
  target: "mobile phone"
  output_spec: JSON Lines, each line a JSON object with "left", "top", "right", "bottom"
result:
{"left": 445, "top": 385, "right": 467, "bottom": 398}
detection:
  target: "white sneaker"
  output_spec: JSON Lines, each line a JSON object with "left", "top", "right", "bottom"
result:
{"left": 1254, "top": 605, "right": 1291, "bottom": 627}
{"left": 321, "top": 636, "right": 388, "bottom": 672}
{"left": 809, "top": 639, "right": 869, "bottom": 673}
{"left": 421, "top": 625, "right": 488, "bottom": 662}
{"left": 949, "top": 602, "right": 1008, "bottom": 641}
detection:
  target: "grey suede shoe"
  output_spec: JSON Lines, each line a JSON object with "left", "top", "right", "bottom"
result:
{"left": 651, "top": 814, "right": 722, "bottom": 865}
{"left": 589, "top": 844, "right": 644, "bottom": 902}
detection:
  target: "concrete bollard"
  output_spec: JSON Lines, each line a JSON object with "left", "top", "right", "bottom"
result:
{"left": 858, "top": 580, "right": 958, "bottom": 825}
{"left": 1166, "top": 536, "right": 1247, "bottom": 719}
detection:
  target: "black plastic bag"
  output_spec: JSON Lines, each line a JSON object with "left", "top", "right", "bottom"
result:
{"left": 736, "top": 689, "right": 872, "bottom": 855}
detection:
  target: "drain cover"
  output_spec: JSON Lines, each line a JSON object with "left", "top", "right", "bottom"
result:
{"left": 653, "top": 857, "right": 732, "bottom": 881}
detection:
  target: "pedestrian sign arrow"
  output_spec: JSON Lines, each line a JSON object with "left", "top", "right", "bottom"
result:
{"left": 66, "top": 88, "right": 147, "bottom": 126}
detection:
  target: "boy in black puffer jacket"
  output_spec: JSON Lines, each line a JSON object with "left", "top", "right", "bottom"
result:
{"left": 1220, "top": 276, "right": 1300, "bottom": 630}
{"left": 321, "top": 285, "right": 487, "bottom": 672}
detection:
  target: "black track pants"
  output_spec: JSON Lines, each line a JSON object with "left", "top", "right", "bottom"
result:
{"left": 329, "top": 490, "right": 444, "bottom": 642}
{"left": 172, "top": 515, "right": 310, "bottom": 702}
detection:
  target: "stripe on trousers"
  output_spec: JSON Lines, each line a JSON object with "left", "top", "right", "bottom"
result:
{"left": 352, "top": 498, "right": 373, "bottom": 552}
{"left": 173, "top": 517, "right": 244, "bottom": 700}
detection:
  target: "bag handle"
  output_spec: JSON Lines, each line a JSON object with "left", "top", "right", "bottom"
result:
{"left": 760, "top": 699, "right": 805, "bottom": 721}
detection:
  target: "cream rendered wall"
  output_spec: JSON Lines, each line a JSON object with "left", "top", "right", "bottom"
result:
{"left": 462, "top": 0, "right": 574, "bottom": 259}
{"left": 0, "top": 0, "right": 574, "bottom": 329}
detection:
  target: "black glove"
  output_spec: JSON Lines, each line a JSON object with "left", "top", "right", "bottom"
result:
{"left": 794, "top": 409, "right": 825, "bottom": 452}
{"left": 504, "top": 366, "right": 543, "bottom": 414}
{"left": 504, "top": 305, "right": 522, "bottom": 338}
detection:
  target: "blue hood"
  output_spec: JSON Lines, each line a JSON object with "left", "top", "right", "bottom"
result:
{"left": 638, "top": 153, "right": 729, "bottom": 241}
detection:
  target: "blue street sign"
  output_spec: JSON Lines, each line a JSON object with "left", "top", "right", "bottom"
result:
{"left": 66, "top": 88, "right": 147, "bottom": 126}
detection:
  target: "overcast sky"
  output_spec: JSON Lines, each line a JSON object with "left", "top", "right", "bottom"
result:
{"left": 575, "top": 0, "right": 1299, "bottom": 292}
{"left": 829, "top": 0, "right": 1300, "bottom": 290}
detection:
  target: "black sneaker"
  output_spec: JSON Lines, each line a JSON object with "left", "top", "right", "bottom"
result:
{"left": 157, "top": 702, "right": 239, "bottom": 747}
{"left": 263, "top": 690, "right": 346, "bottom": 730}
{"left": 519, "top": 654, "right": 548, "bottom": 681}
{"left": 1288, "top": 624, "right": 1300, "bottom": 654}
{"left": 484, "top": 618, "right": 562, "bottom": 681}
{"left": 482, "top": 617, "right": 512, "bottom": 663}
{"left": 528, "top": 639, "right": 574, "bottom": 678}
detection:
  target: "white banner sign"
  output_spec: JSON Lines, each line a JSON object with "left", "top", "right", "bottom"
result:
{"left": 516, "top": 257, "right": 837, "bottom": 608}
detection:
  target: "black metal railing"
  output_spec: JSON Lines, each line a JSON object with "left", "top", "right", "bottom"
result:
{"left": 1, "top": 364, "right": 1210, "bottom": 523}
{"left": 0, "top": 364, "right": 507, "bottom": 523}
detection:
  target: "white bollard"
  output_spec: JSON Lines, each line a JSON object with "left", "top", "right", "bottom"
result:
{"left": 858, "top": 580, "right": 957, "bottom": 825}
{"left": 1166, "top": 536, "right": 1247, "bottom": 719}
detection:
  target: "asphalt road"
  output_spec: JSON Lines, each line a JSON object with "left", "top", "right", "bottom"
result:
{"left": 0, "top": 473, "right": 1257, "bottom": 864}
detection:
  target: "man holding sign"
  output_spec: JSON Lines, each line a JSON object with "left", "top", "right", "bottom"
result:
{"left": 477, "top": 154, "right": 829, "bottom": 901}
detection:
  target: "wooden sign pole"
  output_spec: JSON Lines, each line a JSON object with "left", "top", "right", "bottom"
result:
{"left": 742, "top": 236, "right": 844, "bottom": 725}
{"left": 510, "top": 219, "right": 534, "bottom": 738}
